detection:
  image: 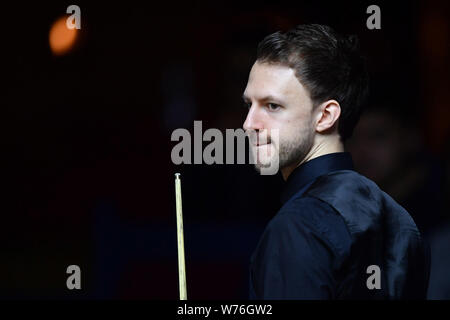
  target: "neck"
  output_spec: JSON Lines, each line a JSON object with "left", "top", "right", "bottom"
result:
{"left": 281, "top": 134, "right": 344, "bottom": 181}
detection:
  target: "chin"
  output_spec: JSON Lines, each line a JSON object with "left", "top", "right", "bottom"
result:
{"left": 255, "top": 154, "right": 278, "bottom": 171}
{"left": 251, "top": 144, "right": 275, "bottom": 164}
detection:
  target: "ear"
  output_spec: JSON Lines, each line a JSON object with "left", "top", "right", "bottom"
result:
{"left": 314, "top": 100, "right": 341, "bottom": 133}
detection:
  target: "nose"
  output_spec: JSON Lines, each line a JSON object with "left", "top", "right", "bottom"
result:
{"left": 243, "top": 104, "right": 264, "bottom": 131}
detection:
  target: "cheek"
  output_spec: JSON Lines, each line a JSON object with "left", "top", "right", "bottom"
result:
{"left": 290, "top": 111, "right": 314, "bottom": 131}
{"left": 280, "top": 117, "right": 313, "bottom": 144}
{"left": 267, "top": 109, "right": 312, "bottom": 140}
{"left": 278, "top": 120, "right": 298, "bottom": 139}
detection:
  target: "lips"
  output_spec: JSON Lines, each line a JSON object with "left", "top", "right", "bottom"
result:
{"left": 247, "top": 132, "right": 270, "bottom": 147}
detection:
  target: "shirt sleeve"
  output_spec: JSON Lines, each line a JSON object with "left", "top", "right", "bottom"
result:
{"left": 250, "top": 197, "right": 350, "bottom": 299}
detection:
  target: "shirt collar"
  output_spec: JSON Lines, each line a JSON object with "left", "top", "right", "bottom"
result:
{"left": 280, "top": 152, "right": 354, "bottom": 204}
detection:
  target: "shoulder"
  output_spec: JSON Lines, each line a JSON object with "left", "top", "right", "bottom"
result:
{"left": 267, "top": 196, "right": 352, "bottom": 260}
{"left": 306, "top": 169, "right": 422, "bottom": 237}
{"left": 308, "top": 170, "right": 378, "bottom": 199}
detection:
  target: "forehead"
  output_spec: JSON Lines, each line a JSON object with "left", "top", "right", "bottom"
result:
{"left": 244, "top": 61, "right": 307, "bottom": 102}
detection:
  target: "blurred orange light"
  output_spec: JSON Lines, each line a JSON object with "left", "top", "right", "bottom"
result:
{"left": 49, "top": 16, "right": 78, "bottom": 56}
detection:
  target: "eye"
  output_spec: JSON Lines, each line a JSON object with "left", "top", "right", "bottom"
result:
{"left": 243, "top": 101, "right": 252, "bottom": 110}
{"left": 267, "top": 103, "right": 281, "bottom": 111}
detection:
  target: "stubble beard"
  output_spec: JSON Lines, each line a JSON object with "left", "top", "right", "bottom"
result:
{"left": 253, "top": 124, "right": 315, "bottom": 173}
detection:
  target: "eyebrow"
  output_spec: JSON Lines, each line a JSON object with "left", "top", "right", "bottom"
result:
{"left": 242, "top": 94, "right": 285, "bottom": 104}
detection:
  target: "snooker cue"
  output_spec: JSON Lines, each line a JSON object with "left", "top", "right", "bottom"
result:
{"left": 175, "top": 173, "right": 187, "bottom": 300}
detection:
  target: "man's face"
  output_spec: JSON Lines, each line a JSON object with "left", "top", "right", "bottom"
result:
{"left": 243, "top": 61, "right": 316, "bottom": 173}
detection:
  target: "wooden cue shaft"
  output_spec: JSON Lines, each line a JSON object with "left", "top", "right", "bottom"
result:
{"left": 175, "top": 173, "right": 187, "bottom": 300}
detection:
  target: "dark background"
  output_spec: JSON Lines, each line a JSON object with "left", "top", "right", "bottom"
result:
{"left": 2, "top": 0, "right": 450, "bottom": 299}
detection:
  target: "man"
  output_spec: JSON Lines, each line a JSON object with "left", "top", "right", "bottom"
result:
{"left": 242, "top": 24, "right": 430, "bottom": 299}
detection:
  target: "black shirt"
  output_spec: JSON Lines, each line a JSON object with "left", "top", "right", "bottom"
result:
{"left": 249, "top": 152, "right": 355, "bottom": 299}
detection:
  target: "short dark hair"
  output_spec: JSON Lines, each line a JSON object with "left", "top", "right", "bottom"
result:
{"left": 256, "top": 24, "right": 369, "bottom": 141}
